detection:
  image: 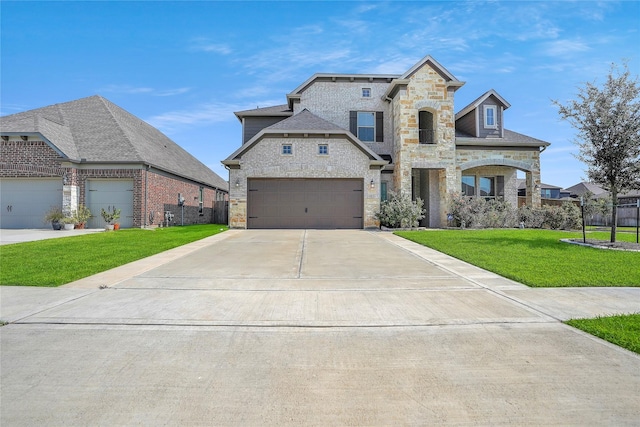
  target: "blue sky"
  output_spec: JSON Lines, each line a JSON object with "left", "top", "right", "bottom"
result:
{"left": 1, "top": 0, "right": 638, "bottom": 188}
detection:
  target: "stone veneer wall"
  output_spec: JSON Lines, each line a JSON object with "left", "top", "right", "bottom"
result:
{"left": 228, "top": 135, "right": 381, "bottom": 229}
{"left": 391, "top": 63, "right": 458, "bottom": 226}
{"left": 455, "top": 148, "right": 542, "bottom": 207}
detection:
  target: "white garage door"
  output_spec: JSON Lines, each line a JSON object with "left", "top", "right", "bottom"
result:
{"left": 0, "top": 178, "right": 63, "bottom": 229}
{"left": 86, "top": 180, "right": 134, "bottom": 229}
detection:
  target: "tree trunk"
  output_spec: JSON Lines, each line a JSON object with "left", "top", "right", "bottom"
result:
{"left": 610, "top": 188, "right": 618, "bottom": 243}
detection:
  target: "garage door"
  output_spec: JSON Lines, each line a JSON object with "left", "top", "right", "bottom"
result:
{"left": 0, "top": 178, "right": 63, "bottom": 229}
{"left": 247, "top": 178, "right": 363, "bottom": 229}
{"left": 86, "top": 180, "right": 134, "bottom": 229}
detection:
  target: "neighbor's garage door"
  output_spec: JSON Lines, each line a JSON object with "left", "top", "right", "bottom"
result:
{"left": 247, "top": 178, "right": 363, "bottom": 229}
{"left": 0, "top": 178, "right": 63, "bottom": 229}
{"left": 86, "top": 179, "right": 134, "bottom": 228}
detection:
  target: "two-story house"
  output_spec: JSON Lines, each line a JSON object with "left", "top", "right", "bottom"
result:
{"left": 222, "top": 55, "right": 549, "bottom": 229}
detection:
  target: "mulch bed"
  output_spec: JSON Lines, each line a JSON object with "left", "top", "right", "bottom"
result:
{"left": 565, "top": 238, "right": 640, "bottom": 252}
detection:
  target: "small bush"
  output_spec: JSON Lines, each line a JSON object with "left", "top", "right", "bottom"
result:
{"left": 519, "top": 205, "right": 545, "bottom": 228}
{"left": 376, "top": 192, "right": 425, "bottom": 228}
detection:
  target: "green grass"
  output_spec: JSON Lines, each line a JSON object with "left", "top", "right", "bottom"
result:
{"left": 566, "top": 314, "right": 640, "bottom": 354}
{"left": 0, "top": 224, "right": 227, "bottom": 287}
{"left": 395, "top": 229, "right": 640, "bottom": 287}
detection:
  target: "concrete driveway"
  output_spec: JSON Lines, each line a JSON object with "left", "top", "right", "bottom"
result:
{"left": 2, "top": 230, "right": 640, "bottom": 425}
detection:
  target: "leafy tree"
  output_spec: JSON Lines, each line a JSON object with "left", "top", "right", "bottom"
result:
{"left": 554, "top": 63, "right": 640, "bottom": 242}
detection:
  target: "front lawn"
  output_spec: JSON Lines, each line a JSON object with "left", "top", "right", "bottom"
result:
{"left": 395, "top": 229, "right": 640, "bottom": 287}
{"left": 567, "top": 314, "right": 640, "bottom": 354}
{"left": 0, "top": 224, "right": 227, "bottom": 287}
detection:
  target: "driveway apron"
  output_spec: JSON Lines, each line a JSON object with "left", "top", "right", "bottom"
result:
{"left": 2, "top": 229, "right": 639, "bottom": 425}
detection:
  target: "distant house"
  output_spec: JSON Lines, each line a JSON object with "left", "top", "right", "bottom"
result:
{"left": 564, "top": 181, "right": 639, "bottom": 226}
{"left": 223, "top": 55, "right": 550, "bottom": 229}
{"left": 517, "top": 180, "right": 565, "bottom": 199}
{"left": 0, "top": 95, "right": 228, "bottom": 229}
{"left": 564, "top": 182, "right": 609, "bottom": 199}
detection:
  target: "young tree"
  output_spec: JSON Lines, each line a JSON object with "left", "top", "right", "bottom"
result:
{"left": 554, "top": 63, "right": 640, "bottom": 242}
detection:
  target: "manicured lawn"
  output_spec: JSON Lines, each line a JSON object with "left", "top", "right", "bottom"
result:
{"left": 0, "top": 224, "right": 227, "bottom": 287}
{"left": 566, "top": 314, "right": 640, "bottom": 354}
{"left": 395, "top": 229, "right": 640, "bottom": 287}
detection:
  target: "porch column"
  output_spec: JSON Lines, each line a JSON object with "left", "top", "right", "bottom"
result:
{"left": 526, "top": 170, "right": 541, "bottom": 207}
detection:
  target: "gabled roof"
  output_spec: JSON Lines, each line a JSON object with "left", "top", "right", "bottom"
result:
{"left": 400, "top": 55, "right": 462, "bottom": 84}
{"left": 517, "top": 179, "right": 561, "bottom": 190}
{"left": 234, "top": 104, "right": 292, "bottom": 121}
{"left": 222, "top": 109, "right": 386, "bottom": 167}
{"left": 455, "top": 89, "right": 511, "bottom": 120}
{"left": 455, "top": 128, "right": 550, "bottom": 148}
{"left": 0, "top": 95, "right": 228, "bottom": 190}
{"left": 564, "top": 182, "right": 608, "bottom": 197}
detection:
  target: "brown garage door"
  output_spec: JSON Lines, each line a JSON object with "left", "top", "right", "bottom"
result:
{"left": 247, "top": 178, "right": 363, "bottom": 229}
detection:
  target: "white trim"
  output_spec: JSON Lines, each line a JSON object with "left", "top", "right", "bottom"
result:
{"left": 483, "top": 105, "right": 498, "bottom": 129}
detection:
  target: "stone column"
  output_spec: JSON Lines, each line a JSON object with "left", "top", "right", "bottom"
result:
{"left": 526, "top": 170, "right": 542, "bottom": 207}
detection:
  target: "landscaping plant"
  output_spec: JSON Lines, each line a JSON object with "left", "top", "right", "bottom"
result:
{"left": 375, "top": 192, "right": 425, "bottom": 229}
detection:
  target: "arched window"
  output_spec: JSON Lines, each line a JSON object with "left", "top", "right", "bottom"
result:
{"left": 419, "top": 110, "right": 435, "bottom": 144}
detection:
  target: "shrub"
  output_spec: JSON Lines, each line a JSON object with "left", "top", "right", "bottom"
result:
{"left": 449, "top": 193, "right": 517, "bottom": 228}
{"left": 376, "top": 192, "right": 425, "bottom": 228}
{"left": 561, "top": 201, "right": 582, "bottom": 230}
{"left": 543, "top": 205, "right": 565, "bottom": 229}
{"left": 518, "top": 205, "right": 545, "bottom": 228}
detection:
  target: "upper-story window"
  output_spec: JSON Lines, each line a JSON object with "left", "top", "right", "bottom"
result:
{"left": 356, "top": 112, "right": 375, "bottom": 142}
{"left": 362, "top": 88, "right": 371, "bottom": 98}
{"left": 350, "top": 111, "right": 383, "bottom": 143}
{"left": 318, "top": 144, "right": 328, "bottom": 155}
{"left": 419, "top": 110, "right": 435, "bottom": 144}
{"left": 282, "top": 144, "right": 292, "bottom": 155}
{"left": 483, "top": 105, "right": 497, "bottom": 129}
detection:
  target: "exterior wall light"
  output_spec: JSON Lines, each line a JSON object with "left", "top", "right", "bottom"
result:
{"left": 370, "top": 179, "right": 375, "bottom": 188}
{"left": 235, "top": 178, "right": 240, "bottom": 187}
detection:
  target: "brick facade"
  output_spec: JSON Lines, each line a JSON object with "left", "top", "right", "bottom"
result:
{"left": 228, "top": 135, "right": 381, "bottom": 228}
{"left": 1, "top": 137, "right": 226, "bottom": 228}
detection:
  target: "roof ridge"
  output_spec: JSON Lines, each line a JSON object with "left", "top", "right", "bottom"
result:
{"left": 95, "top": 95, "right": 145, "bottom": 161}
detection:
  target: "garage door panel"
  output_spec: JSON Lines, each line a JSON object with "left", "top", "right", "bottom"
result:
{"left": 247, "top": 178, "right": 363, "bottom": 229}
{"left": 0, "top": 178, "right": 62, "bottom": 229}
{"left": 86, "top": 180, "right": 134, "bottom": 229}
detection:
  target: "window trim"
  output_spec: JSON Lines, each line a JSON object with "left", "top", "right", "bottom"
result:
{"left": 483, "top": 105, "right": 497, "bottom": 129}
{"left": 356, "top": 111, "right": 376, "bottom": 142}
{"left": 281, "top": 144, "right": 293, "bottom": 155}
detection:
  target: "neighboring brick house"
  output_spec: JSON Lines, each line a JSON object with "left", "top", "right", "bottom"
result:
{"left": 1, "top": 95, "right": 228, "bottom": 229}
{"left": 223, "top": 55, "right": 550, "bottom": 229}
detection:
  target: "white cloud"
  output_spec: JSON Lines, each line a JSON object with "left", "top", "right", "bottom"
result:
{"left": 99, "top": 84, "right": 154, "bottom": 94}
{"left": 155, "top": 87, "right": 191, "bottom": 97}
{"left": 189, "top": 38, "right": 232, "bottom": 55}
{"left": 98, "top": 85, "right": 191, "bottom": 97}
{"left": 541, "top": 39, "right": 591, "bottom": 57}
{"left": 147, "top": 100, "right": 281, "bottom": 132}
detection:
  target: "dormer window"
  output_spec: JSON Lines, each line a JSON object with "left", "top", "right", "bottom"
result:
{"left": 483, "top": 105, "right": 497, "bottom": 129}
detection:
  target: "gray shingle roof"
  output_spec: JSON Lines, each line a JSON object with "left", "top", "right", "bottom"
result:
{"left": 234, "top": 104, "right": 292, "bottom": 119}
{"left": 455, "top": 128, "right": 550, "bottom": 147}
{"left": 0, "top": 95, "right": 228, "bottom": 190}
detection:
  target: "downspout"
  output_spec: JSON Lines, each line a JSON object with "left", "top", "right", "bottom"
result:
{"left": 144, "top": 165, "right": 150, "bottom": 227}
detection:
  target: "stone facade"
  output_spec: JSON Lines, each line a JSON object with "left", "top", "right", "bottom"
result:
{"left": 226, "top": 55, "right": 549, "bottom": 229}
